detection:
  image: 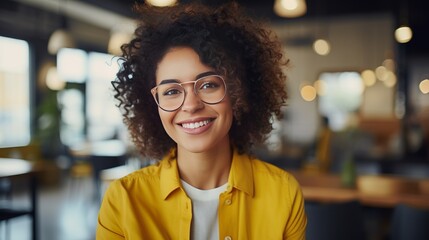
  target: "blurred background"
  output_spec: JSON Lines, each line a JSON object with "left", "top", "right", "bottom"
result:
{"left": 0, "top": 0, "right": 428, "bottom": 239}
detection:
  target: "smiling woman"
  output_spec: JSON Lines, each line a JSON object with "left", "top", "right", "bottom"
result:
{"left": 154, "top": 47, "right": 233, "bottom": 157}
{"left": 97, "top": 2, "right": 307, "bottom": 240}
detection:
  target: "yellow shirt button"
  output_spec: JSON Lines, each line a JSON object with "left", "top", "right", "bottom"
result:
{"left": 224, "top": 236, "right": 232, "bottom": 240}
{"left": 225, "top": 199, "right": 232, "bottom": 205}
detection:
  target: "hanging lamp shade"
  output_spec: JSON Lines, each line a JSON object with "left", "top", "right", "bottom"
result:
{"left": 274, "top": 0, "right": 307, "bottom": 18}
{"left": 146, "top": 0, "right": 177, "bottom": 7}
{"left": 47, "top": 14, "right": 75, "bottom": 55}
{"left": 48, "top": 29, "right": 75, "bottom": 55}
{"left": 394, "top": 26, "right": 413, "bottom": 43}
{"left": 108, "top": 31, "right": 132, "bottom": 56}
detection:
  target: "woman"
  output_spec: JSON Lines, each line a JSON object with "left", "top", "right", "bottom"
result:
{"left": 97, "top": 2, "right": 307, "bottom": 239}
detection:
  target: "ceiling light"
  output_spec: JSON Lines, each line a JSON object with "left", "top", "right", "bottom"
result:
{"left": 394, "top": 26, "right": 413, "bottom": 43}
{"left": 46, "top": 66, "right": 66, "bottom": 91}
{"left": 274, "top": 0, "right": 307, "bottom": 18}
{"left": 375, "top": 66, "right": 388, "bottom": 81}
{"left": 383, "top": 72, "right": 397, "bottom": 87}
{"left": 108, "top": 32, "right": 132, "bottom": 56}
{"left": 313, "top": 39, "right": 330, "bottom": 56}
{"left": 314, "top": 79, "right": 327, "bottom": 96}
{"left": 382, "top": 59, "right": 395, "bottom": 71}
{"left": 419, "top": 79, "right": 429, "bottom": 94}
{"left": 301, "top": 85, "right": 317, "bottom": 101}
{"left": 46, "top": 1, "right": 75, "bottom": 55}
{"left": 47, "top": 29, "right": 75, "bottom": 55}
{"left": 361, "top": 70, "right": 376, "bottom": 87}
{"left": 146, "top": 0, "right": 177, "bottom": 7}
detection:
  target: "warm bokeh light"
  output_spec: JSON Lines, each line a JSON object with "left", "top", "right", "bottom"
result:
{"left": 383, "top": 71, "right": 397, "bottom": 87}
{"left": 375, "top": 66, "right": 388, "bottom": 81}
{"left": 146, "top": 0, "right": 177, "bottom": 7}
{"left": 46, "top": 66, "right": 66, "bottom": 91}
{"left": 395, "top": 26, "right": 413, "bottom": 43}
{"left": 314, "top": 79, "right": 327, "bottom": 96}
{"left": 382, "top": 58, "right": 395, "bottom": 71}
{"left": 274, "top": 0, "right": 307, "bottom": 18}
{"left": 313, "top": 39, "right": 330, "bottom": 56}
{"left": 375, "top": 64, "right": 396, "bottom": 87}
{"left": 301, "top": 85, "right": 317, "bottom": 101}
{"left": 420, "top": 79, "right": 429, "bottom": 94}
{"left": 108, "top": 32, "right": 132, "bottom": 56}
{"left": 282, "top": 0, "right": 298, "bottom": 9}
{"left": 47, "top": 29, "right": 75, "bottom": 55}
{"left": 361, "top": 69, "right": 376, "bottom": 87}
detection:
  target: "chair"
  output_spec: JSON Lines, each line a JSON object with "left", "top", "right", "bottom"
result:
{"left": 390, "top": 204, "right": 429, "bottom": 240}
{"left": 0, "top": 174, "right": 38, "bottom": 240}
{"left": 0, "top": 178, "right": 12, "bottom": 240}
{"left": 305, "top": 200, "right": 366, "bottom": 240}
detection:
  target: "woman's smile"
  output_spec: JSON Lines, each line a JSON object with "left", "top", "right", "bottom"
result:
{"left": 179, "top": 118, "right": 214, "bottom": 130}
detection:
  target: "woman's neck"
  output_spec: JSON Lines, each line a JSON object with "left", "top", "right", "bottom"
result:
{"left": 176, "top": 141, "right": 232, "bottom": 190}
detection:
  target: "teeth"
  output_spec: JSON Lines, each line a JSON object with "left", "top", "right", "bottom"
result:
{"left": 182, "top": 120, "right": 211, "bottom": 129}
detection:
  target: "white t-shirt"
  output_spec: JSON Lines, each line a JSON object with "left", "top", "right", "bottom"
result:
{"left": 181, "top": 180, "right": 228, "bottom": 240}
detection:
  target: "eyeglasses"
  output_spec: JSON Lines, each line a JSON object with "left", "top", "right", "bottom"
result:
{"left": 151, "top": 74, "right": 227, "bottom": 112}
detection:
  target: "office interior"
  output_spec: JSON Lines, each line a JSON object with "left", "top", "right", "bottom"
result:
{"left": 1, "top": 0, "right": 429, "bottom": 239}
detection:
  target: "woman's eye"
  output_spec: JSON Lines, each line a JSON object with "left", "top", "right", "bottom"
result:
{"left": 200, "top": 81, "right": 219, "bottom": 90}
{"left": 163, "top": 88, "right": 182, "bottom": 96}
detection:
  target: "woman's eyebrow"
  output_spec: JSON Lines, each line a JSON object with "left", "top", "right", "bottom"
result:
{"left": 159, "top": 79, "right": 179, "bottom": 85}
{"left": 195, "top": 71, "right": 217, "bottom": 80}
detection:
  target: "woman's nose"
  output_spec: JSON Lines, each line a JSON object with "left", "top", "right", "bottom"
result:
{"left": 181, "top": 86, "right": 204, "bottom": 112}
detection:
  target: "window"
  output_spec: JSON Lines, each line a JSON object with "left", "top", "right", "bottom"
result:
{"left": 86, "top": 52, "right": 122, "bottom": 141}
{"left": 0, "top": 36, "right": 31, "bottom": 147}
{"left": 57, "top": 48, "right": 87, "bottom": 146}
{"left": 56, "top": 48, "right": 124, "bottom": 145}
{"left": 318, "top": 71, "right": 364, "bottom": 131}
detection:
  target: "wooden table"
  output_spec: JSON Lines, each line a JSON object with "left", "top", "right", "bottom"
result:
{"left": 290, "top": 170, "right": 429, "bottom": 209}
{"left": 0, "top": 158, "right": 39, "bottom": 240}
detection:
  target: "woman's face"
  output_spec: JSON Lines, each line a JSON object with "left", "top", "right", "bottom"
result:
{"left": 155, "top": 47, "right": 233, "bottom": 154}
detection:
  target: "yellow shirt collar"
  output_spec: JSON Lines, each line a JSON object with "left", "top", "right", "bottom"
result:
{"left": 160, "top": 149, "right": 181, "bottom": 200}
{"left": 228, "top": 148, "right": 254, "bottom": 196}
{"left": 159, "top": 148, "right": 254, "bottom": 200}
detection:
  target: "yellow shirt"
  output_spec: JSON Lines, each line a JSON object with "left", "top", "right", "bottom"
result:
{"left": 97, "top": 149, "right": 307, "bottom": 240}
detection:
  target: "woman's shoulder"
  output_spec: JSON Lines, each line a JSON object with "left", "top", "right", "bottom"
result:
{"left": 125, "top": 161, "right": 163, "bottom": 179}
{"left": 250, "top": 156, "right": 286, "bottom": 173}
{"left": 107, "top": 151, "right": 177, "bottom": 191}
{"left": 249, "top": 156, "right": 298, "bottom": 183}
{"left": 109, "top": 161, "right": 164, "bottom": 189}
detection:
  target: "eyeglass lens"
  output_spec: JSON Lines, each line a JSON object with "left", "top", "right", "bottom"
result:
{"left": 154, "top": 75, "right": 226, "bottom": 111}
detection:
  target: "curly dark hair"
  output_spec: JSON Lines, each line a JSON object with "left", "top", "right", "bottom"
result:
{"left": 112, "top": 1, "right": 289, "bottom": 160}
